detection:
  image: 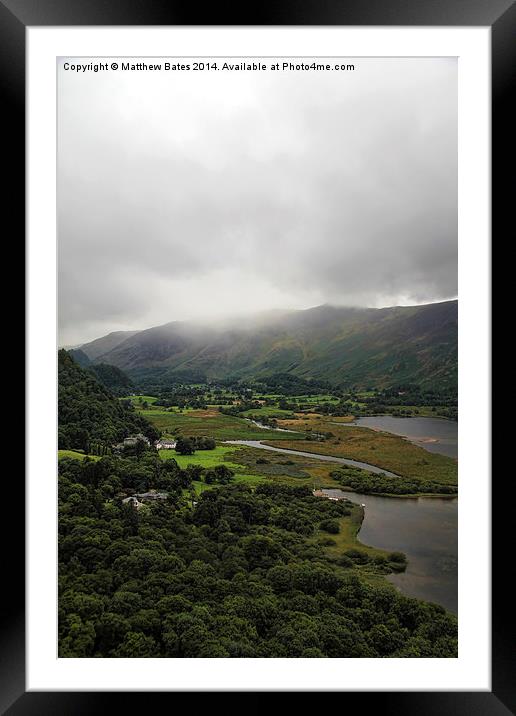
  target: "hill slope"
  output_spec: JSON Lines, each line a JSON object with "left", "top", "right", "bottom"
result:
{"left": 58, "top": 350, "right": 158, "bottom": 451}
{"left": 79, "top": 330, "right": 139, "bottom": 360}
{"left": 68, "top": 348, "right": 91, "bottom": 367}
{"left": 80, "top": 301, "right": 457, "bottom": 390}
{"left": 88, "top": 362, "right": 136, "bottom": 397}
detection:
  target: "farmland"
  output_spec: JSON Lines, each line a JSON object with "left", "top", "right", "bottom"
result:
{"left": 133, "top": 406, "right": 305, "bottom": 441}
{"left": 127, "top": 388, "right": 457, "bottom": 494}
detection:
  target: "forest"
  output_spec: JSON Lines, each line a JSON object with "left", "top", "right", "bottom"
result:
{"left": 59, "top": 455, "right": 457, "bottom": 658}
{"left": 58, "top": 350, "right": 158, "bottom": 452}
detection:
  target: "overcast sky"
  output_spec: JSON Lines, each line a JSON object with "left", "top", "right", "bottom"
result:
{"left": 58, "top": 57, "right": 457, "bottom": 346}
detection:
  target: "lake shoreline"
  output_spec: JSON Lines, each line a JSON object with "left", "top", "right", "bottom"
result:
{"left": 325, "top": 488, "right": 458, "bottom": 613}
{"left": 341, "top": 415, "right": 458, "bottom": 459}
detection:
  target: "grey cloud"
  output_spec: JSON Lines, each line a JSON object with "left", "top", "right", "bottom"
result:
{"left": 58, "top": 57, "right": 457, "bottom": 345}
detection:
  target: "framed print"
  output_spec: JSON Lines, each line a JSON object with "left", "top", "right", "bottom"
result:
{"left": 3, "top": 0, "right": 511, "bottom": 709}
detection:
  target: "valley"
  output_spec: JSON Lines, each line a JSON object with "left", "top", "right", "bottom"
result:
{"left": 57, "top": 317, "right": 458, "bottom": 657}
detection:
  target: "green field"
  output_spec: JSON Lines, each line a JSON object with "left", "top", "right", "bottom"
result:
{"left": 163, "top": 443, "right": 345, "bottom": 493}
{"left": 189, "top": 472, "right": 265, "bottom": 496}
{"left": 276, "top": 440, "right": 456, "bottom": 484}
{"left": 239, "top": 406, "right": 295, "bottom": 418}
{"left": 292, "top": 394, "right": 341, "bottom": 404}
{"left": 139, "top": 407, "right": 305, "bottom": 441}
{"left": 58, "top": 450, "right": 101, "bottom": 461}
{"left": 165, "top": 445, "right": 268, "bottom": 495}
{"left": 124, "top": 395, "right": 160, "bottom": 405}
{"left": 159, "top": 444, "right": 242, "bottom": 470}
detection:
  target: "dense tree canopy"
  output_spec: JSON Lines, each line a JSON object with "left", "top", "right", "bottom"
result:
{"left": 88, "top": 362, "right": 136, "bottom": 397}
{"left": 59, "top": 455, "right": 457, "bottom": 658}
{"left": 58, "top": 350, "right": 158, "bottom": 452}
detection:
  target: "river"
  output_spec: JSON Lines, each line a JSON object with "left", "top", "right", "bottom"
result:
{"left": 225, "top": 439, "right": 399, "bottom": 477}
{"left": 322, "top": 488, "right": 457, "bottom": 613}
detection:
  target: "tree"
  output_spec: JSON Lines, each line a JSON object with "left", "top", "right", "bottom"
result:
{"left": 59, "top": 615, "right": 96, "bottom": 657}
{"left": 185, "top": 464, "right": 204, "bottom": 483}
{"left": 113, "top": 631, "right": 159, "bottom": 657}
{"left": 95, "top": 612, "right": 131, "bottom": 654}
{"left": 204, "top": 464, "right": 234, "bottom": 485}
{"left": 175, "top": 436, "right": 195, "bottom": 455}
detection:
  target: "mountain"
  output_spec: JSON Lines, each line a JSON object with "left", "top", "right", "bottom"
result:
{"left": 79, "top": 301, "right": 457, "bottom": 390}
{"left": 58, "top": 350, "right": 158, "bottom": 452}
{"left": 79, "top": 330, "right": 139, "bottom": 361}
{"left": 68, "top": 348, "right": 91, "bottom": 367}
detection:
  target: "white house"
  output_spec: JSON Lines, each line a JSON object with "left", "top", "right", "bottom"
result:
{"left": 155, "top": 440, "right": 177, "bottom": 450}
{"left": 122, "top": 496, "right": 144, "bottom": 510}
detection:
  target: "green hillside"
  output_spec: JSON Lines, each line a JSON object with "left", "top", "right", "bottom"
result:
{"left": 58, "top": 350, "right": 158, "bottom": 452}
{"left": 89, "top": 362, "right": 135, "bottom": 397}
{"left": 79, "top": 329, "right": 139, "bottom": 360}
{"left": 80, "top": 301, "right": 457, "bottom": 390}
{"left": 68, "top": 348, "right": 91, "bottom": 367}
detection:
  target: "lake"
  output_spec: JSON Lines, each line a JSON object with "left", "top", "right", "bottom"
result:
{"left": 323, "top": 488, "right": 458, "bottom": 613}
{"left": 345, "top": 416, "right": 458, "bottom": 458}
{"left": 228, "top": 414, "right": 458, "bottom": 613}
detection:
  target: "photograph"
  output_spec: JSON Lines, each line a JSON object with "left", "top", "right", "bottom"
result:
{"left": 56, "top": 56, "right": 459, "bottom": 659}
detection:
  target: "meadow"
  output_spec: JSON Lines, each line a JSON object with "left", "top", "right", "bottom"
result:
{"left": 160, "top": 443, "right": 342, "bottom": 492}
{"left": 159, "top": 443, "right": 240, "bottom": 468}
{"left": 268, "top": 415, "right": 458, "bottom": 485}
{"left": 58, "top": 450, "right": 101, "bottom": 461}
{"left": 135, "top": 406, "right": 305, "bottom": 441}
{"left": 125, "top": 395, "right": 160, "bottom": 405}
{"left": 122, "top": 389, "right": 457, "bottom": 492}
{"left": 238, "top": 406, "right": 295, "bottom": 418}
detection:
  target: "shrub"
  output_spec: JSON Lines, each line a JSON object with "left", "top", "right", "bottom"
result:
{"left": 373, "top": 555, "right": 388, "bottom": 566}
{"left": 344, "top": 549, "right": 370, "bottom": 564}
{"left": 319, "top": 519, "right": 340, "bottom": 534}
{"left": 388, "top": 551, "right": 406, "bottom": 564}
{"left": 336, "top": 555, "right": 354, "bottom": 568}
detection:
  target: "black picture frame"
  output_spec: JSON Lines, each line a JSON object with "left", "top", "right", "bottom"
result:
{"left": 5, "top": 0, "right": 510, "bottom": 711}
